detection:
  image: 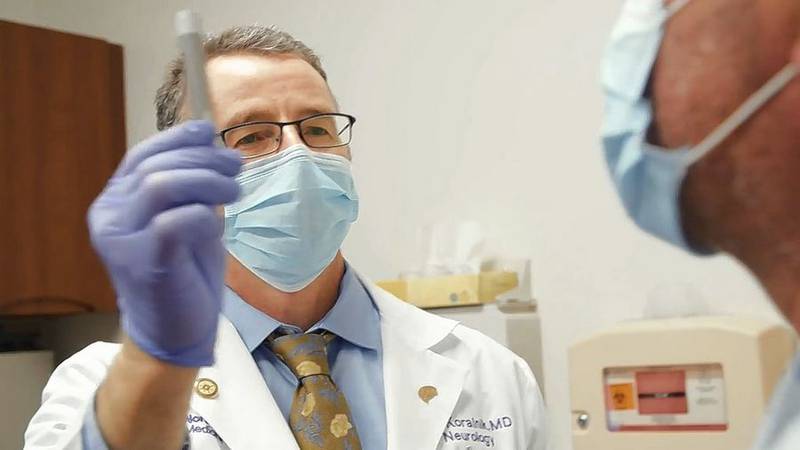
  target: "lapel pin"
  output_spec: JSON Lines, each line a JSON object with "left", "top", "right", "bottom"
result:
{"left": 418, "top": 385, "right": 438, "bottom": 404}
{"left": 195, "top": 378, "right": 219, "bottom": 399}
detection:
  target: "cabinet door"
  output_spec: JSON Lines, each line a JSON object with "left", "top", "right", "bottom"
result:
{"left": 0, "top": 20, "right": 125, "bottom": 315}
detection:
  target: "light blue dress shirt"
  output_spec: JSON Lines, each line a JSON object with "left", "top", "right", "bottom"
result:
{"left": 81, "top": 264, "right": 387, "bottom": 450}
{"left": 751, "top": 352, "right": 800, "bottom": 449}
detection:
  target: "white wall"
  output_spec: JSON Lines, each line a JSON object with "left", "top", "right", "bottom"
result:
{"left": 1, "top": 1, "right": 784, "bottom": 449}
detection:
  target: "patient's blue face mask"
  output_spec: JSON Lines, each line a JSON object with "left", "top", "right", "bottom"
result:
{"left": 223, "top": 145, "right": 359, "bottom": 292}
{"left": 601, "top": 0, "right": 798, "bottom": 253}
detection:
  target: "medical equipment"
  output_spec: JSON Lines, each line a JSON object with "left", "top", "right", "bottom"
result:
{"left": 223, "top": 146, "right": 358, "bottom": 292}
{"left": 84, "top": 11, "right": 242, "bottom": 366}
{"left": 175, "top": 10, "right": 214, "bottom": 123}
{"left": 89, "top": 121, "right": 240, "bottom": 366}
{"left": 569, "top": 316, "right": 796, "bottom": 450}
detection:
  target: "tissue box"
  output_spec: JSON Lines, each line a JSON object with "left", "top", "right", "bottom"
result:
{"left": 377, "top": 271, "right": 518, "bottom": 309}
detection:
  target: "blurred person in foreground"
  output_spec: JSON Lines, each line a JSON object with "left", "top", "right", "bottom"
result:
{"left": 602, "top": 0, "right": 800, "bottom": 448}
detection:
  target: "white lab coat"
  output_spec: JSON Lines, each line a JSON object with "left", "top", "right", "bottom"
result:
{"left": 24, "top": 274, "right": 547, "bottom": 450}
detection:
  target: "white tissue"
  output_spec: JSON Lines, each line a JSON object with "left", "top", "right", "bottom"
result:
{"left": 413, "top": 220, "right": 485, "bottom": 277}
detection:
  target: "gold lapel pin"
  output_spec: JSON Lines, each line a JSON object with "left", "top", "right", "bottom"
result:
{"left": 418, "top": 385, "right": 438, "bottom": 404}
{"left": 195, "top": 378, "right": 219, "bottom": 399}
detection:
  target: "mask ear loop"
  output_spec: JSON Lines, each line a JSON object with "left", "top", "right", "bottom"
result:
{"left": 686, "top": 64, "right": 799, "bottom": 165}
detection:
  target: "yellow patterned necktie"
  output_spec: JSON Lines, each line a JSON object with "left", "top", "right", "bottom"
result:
{"left": 269, "top": 332, "right": 363, "bottom": 450}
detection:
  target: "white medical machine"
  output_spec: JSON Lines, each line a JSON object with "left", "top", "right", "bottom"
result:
{"left": 569, "top": 316, "right": 796, "bottom": 450}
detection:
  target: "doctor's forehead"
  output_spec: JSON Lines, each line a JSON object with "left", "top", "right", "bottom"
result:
{"left": 205, "top": 53, "right": 338, "bottom": 128}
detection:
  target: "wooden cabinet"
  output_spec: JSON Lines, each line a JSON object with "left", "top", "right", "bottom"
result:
{"left": 0, "top": 20, "right": 125, "bottom": 315}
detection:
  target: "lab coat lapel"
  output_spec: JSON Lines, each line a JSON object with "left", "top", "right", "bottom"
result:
{"left": 382, "top": 328, "right": 469, "bottom": 449}
{"left": 362, "top": 276, "right": 470, "bottom": 450}
{"left": 190, "top": 317, "right": 299, "bottom": 450}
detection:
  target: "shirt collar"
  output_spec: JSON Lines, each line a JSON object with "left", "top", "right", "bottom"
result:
{"left": 222, "top": 262, "right": 380, "bottom": 353}
{"left": 310, "top": 263, "right": 380, "bottom": 350}
{"left": 221, "top": 287, "right": 281, "bottom": 352}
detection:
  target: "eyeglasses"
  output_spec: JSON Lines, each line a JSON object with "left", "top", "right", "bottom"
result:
{"left": 219, "top": 113, "right": 356, "bottom": 159}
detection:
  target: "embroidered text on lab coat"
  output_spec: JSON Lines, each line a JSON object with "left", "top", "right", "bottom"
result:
{"left": 442, "top": 416, "right": 514, "bottom": 447}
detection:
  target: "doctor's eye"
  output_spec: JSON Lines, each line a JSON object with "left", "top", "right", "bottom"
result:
{"left": 235, "top": 130, "right": 277, "bottom": 148}
{"left": 236, "top": 133, "right": 262, "bottom": 146}
{"left": 303, "top": 125, "right": 332, "bottom": 137}
{"left": 224, "top": 123, "right": 281, "bottom": 156}
{"left": 302, "top": 124, "right": 339, "bottom": 147}
{"left": 300, "top": 114, "right": 353, "bottom": 148}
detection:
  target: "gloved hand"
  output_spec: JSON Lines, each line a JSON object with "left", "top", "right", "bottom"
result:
{"left": 88, "top": 120, "right": 242, "bottom": 366}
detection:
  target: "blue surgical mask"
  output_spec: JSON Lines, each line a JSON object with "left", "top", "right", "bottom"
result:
{"left": 223, "top": 145, "right": 359, "bottom": 292}
{"left": 601, "top": 0, "right": 797, "bottom": 253}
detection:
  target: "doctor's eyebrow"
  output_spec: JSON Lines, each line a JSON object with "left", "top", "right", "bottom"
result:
{"left": 221, "top": 105, "right": 337, "bottom": 129}
{"left": 220, "top": 107, "right": 277, "bottom": 129}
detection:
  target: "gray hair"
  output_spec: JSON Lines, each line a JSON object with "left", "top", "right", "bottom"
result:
{"left": 155, "top": 24, "right": 327, "bottom": 131}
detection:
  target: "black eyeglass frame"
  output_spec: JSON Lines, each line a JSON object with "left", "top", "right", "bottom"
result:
{"left": 218, "top": 112, "right": 357, "bottom": 158}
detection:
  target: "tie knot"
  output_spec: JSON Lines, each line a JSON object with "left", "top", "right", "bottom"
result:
{"left": 269, "top": 332, "right": 333, "bottom": 379}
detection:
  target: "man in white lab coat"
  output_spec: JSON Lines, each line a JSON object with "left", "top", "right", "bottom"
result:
{"left": 23, "top": 25, "right": 546, "bottom": 450}
{"left": 601, "top": 0, "right": 800, "bottom": 449}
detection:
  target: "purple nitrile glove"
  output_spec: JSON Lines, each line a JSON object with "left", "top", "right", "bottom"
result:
{"left": 88, "top": 120, "right": 242, "bottom": 366}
